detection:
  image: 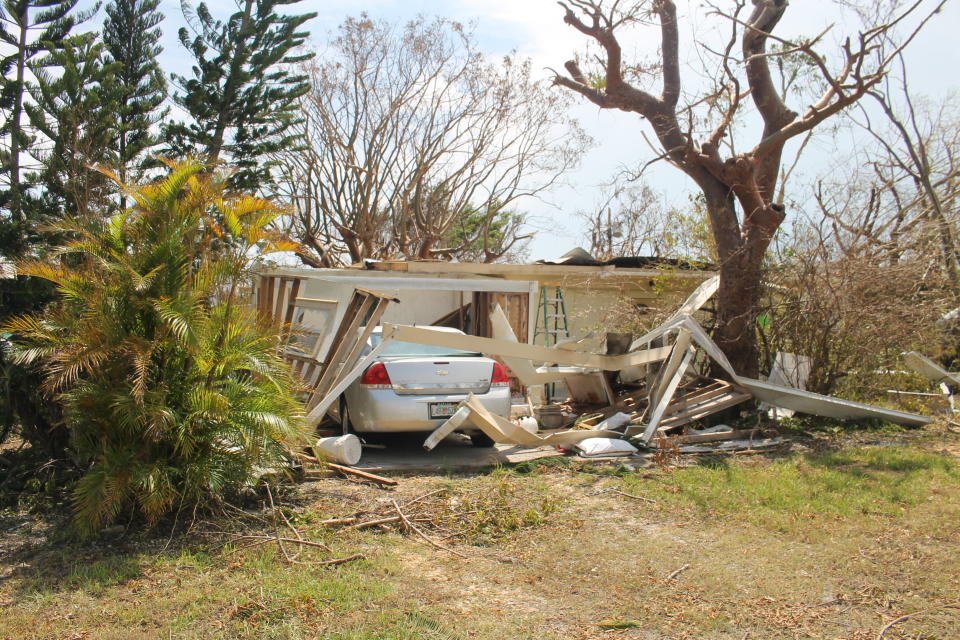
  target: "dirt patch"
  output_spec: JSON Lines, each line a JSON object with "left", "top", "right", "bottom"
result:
{"left": 2, "top": 431, "right": 959, "bottom": 639}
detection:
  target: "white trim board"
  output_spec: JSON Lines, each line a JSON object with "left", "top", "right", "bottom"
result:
{"left": 384, "top": 323, "right": 673, "bottom": 370}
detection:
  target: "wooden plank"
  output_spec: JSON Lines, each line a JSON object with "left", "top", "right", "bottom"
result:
{"left": 264, "top": 275, "right": 276, "bottom": 323}
{"left": 323, "top": 296, "right": 392, "bottom": 400}
{"left": 293, "top": 297, "right": 338, "bottom": 311}
{"left": 658, "top": 392, "right": 752, "bottom": 429}
{"left": 272, "top": 277, "right": 290, "bottom": 326}
{"left": 668, "top": 428, "right": 760, "bottom": 444}
{"left": 637, "top": 346, "right": 697, "bottom": 441}
{"left": 387, "top": 323, "right": 673, "bottom": 370}
{"left": 310, "top": 291, "right": 367, "bottom": 382}
{"left": 256, "top": 274, "right": 271, "bottom": 321}
{"left": 305, "top": 336, "right": 393, "bottom": 422}
{"left": 282, "top": 278, "right": 302, "bottom": 325}
{"left": 326, "top": 462, "right": 398, "bottom": 486}
{"left": 310, "top": 294, "right": 375, "bottom": 403}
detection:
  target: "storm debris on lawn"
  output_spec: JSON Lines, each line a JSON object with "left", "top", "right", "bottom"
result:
{"left": 202, "top": 485, "right": 366, "bottom": 567}
{"left": 417, "top": 277, "right": 929, "bottom": 458}
{"left": 316, "top": 486, "right": 555, "bottom": 556}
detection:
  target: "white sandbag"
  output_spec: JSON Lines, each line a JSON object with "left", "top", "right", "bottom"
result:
{"left": 313, "top": 434, "right": 362, "bottom": 465}
{"left": 595, "top": 412, "right": 632, "bottom": 431}
{"left": 574, "top": 437, "right": 638, "bottom": 458}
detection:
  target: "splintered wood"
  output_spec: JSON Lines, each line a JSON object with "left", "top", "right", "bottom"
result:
{"left": 253, "top": 276, "right": 399, "bottom": 425}
{"left": 656, "top": 380, "right": 752, "bottom": 430}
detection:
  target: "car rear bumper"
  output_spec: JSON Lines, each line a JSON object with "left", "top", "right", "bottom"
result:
{"left": 345, "top": 387, "right": 511, "bottom": 432}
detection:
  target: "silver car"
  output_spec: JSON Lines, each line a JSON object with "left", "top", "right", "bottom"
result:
{"left": 337, "top": 327, "right": 511, "bottom": 446}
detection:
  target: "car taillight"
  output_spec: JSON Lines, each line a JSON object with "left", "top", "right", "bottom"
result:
{"left": 360, "top": 362, "right": 392, "bottom": 388}
{"left": 491, "top": 362, "right": 510, "bottom": 387}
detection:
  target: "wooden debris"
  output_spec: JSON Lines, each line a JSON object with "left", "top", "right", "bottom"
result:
{"left": 205, "top": 484, "right": 364, "bottom": 568}
{"left": 392, "top": 499, "right": 468, "bottom": 558}
{"left": 315, "top": 489, "right": 476, "bottom": 558}
{"left": 424, "top": 396, "right": 622, "bottom": 450}
{"left": 669, "top": 428, "right": 763, "bottom": 444}
{"left": 326, "top": 462, "right": 398, "bottom": 486}
{"left": 666, "top": 563, "right": 690, "bottom": 581}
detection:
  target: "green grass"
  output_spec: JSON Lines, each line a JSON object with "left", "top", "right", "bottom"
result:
{"left": 622, "top": 446, "right": 960, "bottom": 534}
{"left": 3, "top": 436, "right": 959, "bottom": 640}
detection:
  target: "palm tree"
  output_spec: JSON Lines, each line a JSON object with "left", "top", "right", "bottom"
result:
{"left": 5, "top": 159, "right": 308, "bottom": 534}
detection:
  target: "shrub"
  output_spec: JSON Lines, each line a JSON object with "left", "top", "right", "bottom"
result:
{"left": 5, "top": 160, "right": 308, "bottom": 534}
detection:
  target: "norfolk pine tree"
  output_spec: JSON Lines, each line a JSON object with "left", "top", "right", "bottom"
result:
{"left": 102, "top": 0, "right": 167, "bottom": 200}
{"left": 26, "top": 33, "right": 121, "bottom": 218}
{"left": 0, "top": 0, "right": 96, "bottom": 222}
{"left": 167, "top": 0, "right": 316, "bottom": 191}
{"left": 0, "top": 1, "right": 95, "bottom": 452}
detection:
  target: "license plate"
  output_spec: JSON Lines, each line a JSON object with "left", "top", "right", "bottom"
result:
{"left": 428, "top": 402, "right": 458, "bottom": 419}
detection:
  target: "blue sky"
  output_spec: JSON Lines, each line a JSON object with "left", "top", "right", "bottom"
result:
{"left": 119, "top": 1, "right": 960, "bottom": 260}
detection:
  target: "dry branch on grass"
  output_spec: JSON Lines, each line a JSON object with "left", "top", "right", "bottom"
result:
{"left": 202, "top": 484, "right": 366, "bottom": 568}
{"left": 876, "top": 602, "right": 960, "bottom": 639}
{"left": 586, "top": 486, "right": 657, "bottom": 503}
{"left": 318, "top": 484, "right": 559, "bottom": 554}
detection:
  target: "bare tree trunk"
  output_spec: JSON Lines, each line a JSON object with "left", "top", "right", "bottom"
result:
{"left": 9, "top": 9, "right": 28, "bottom": 223}
{"left": 715, "top": 249, "right": 763, "bottom": 377}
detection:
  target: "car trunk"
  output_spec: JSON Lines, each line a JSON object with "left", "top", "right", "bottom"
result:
{"left": 383, "top": 357, "right": 493, "bottom": 395}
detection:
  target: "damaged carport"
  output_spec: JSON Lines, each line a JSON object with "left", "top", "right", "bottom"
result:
{"left": 256, "top": 267, "right": 930, "bottom": 473}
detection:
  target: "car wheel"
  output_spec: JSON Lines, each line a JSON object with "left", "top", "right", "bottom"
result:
{"left": 339, "top": 397, "right": 354, "bottom": 436}
{"left": 469, "top": 432, "right": 495, "bottom": 448}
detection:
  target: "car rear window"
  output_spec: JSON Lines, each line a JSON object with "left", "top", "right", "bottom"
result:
{"left": 368, "top": 333, "right": 482, "bottom": 358}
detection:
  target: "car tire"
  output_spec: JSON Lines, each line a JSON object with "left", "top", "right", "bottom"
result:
{"left": 339, "top": 397, "right": 354, "bottom": 436}
{"left": 469, "top": 432, "right": 495, "bottom": 448}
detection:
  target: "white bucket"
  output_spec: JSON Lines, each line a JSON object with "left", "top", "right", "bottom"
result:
{"left": 313, "top": 434, "right": 362, "bottom": 465}
{"left": 516, "top": 416, "right": 539, "bottom": 434}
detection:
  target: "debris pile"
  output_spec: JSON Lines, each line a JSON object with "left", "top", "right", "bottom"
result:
{"left": 254, "top": 270, "right": 932, "bottom": 467}
{"left": 408, "top": 276, "right": 929, "bottom": 455}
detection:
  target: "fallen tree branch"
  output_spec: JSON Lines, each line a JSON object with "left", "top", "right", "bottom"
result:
{"left": 213, "top": 532, "right": 336, "bottom": 551}
{"left": 666, "top": 563, "right": 691, "bottom": 580}
{"left": 314, "top": 552, "right": 366, "bottom": 567}
{"left": 876, "top": 602, "right": 960, "bottom": 639}
{"left": 318, "top": 515, "right": 360, "bottom": 526}
{"left": 327, "top": 463, "right": 398, "bottom": 486}
{"left": 586, "top": 487, "right": 657, "bottom": 503}
{"left": 344, "top": 515, "right": 433, "bottom": 530}
{"left": 392, "top": 499, "right": 468, "bottom": 558}
{"left": 614, "top": 489, "right": 656, "bottom": 503}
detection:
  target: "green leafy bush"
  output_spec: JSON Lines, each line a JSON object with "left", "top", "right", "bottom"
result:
{"left": 5, "top": 160, "right": 308, "bottom": 534}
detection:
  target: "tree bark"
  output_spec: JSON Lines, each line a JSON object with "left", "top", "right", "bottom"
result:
{"left": 207, "top": 0, "right": 255, "bottom": 164}
{"left": 9, "top": 7, "right": 28, "bottom": 223}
